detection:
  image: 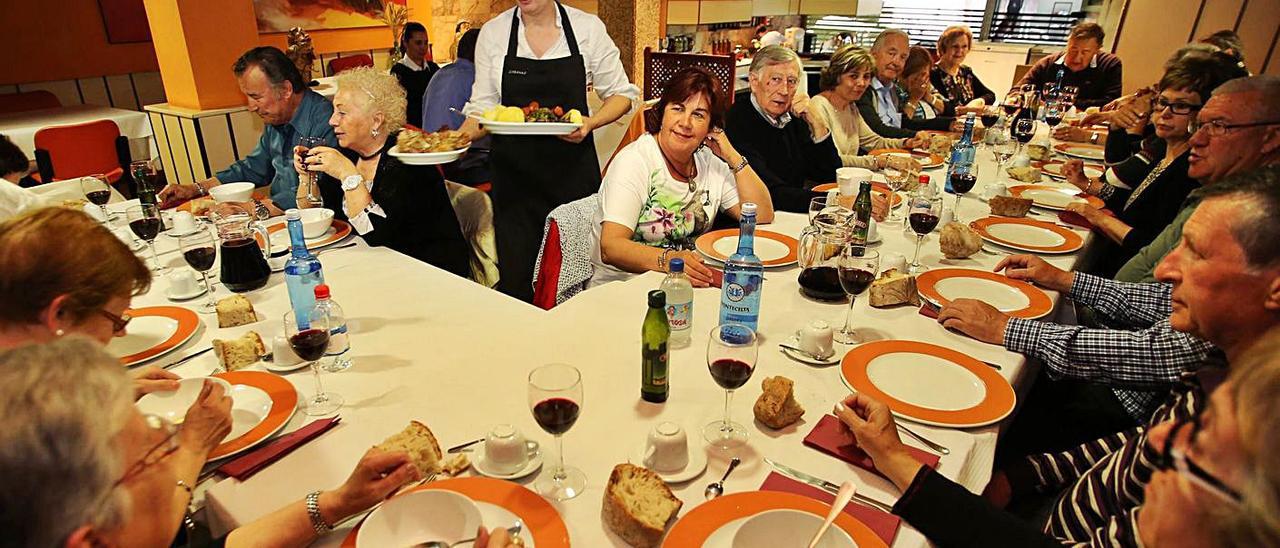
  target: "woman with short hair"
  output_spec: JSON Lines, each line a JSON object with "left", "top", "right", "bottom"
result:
{"left": 810, "top": 45, "right": 924, "bottom": 170}
{"left": 929, "top": 25, "right": 995, "bottom": 114}
{"left": 297, "top": 66, "right": 472, "bottom": 279}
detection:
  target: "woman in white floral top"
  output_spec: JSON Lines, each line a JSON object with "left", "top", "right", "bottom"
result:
{"left": 591, "top": 67, "right": 774, "bottom": 287}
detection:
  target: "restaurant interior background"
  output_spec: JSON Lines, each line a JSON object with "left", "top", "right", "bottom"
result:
{"left": 2, "top": 0, "right": 1277, "bottom": 188}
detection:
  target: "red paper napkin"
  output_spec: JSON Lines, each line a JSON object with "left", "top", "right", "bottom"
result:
{"left": 804, "top": 415, "right": 941, "bottom": 474}
{"left": 705, "top": 266, "right": 725, "bottom": 288}
{"left": 760, "top": 472, "right": 901, "bottom": 545}
{"left": 217, "top": 417, "right": 341, "bottom": 480}
{"left": 918, "top": 302, "right": 940, "bottom": 319}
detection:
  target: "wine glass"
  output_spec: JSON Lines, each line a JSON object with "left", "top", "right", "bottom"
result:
{"left": 808, "top": 196, "right": 847, "bottom": 225}
{"left": 81, "top": 174, "right": 117, "bottom": 222}
{"left": 126, "top": 203, "right": 167, "bottom": 273}
{"left": 1044, "top": 99, "right": 1064, "bottom": 132}
{"left": 130, "top": 159, "right": 157, "bottom": 201}
{"left": 297, "top": 136, "right": 325, "bottom": 207}
{"left": 285, "top": 309, "right": 342, "bottom": 415}
{"left": 992, "top": 140, "right": 1018, "bottom": 185}
{"left": 1012, "top": 117, "right": 1038, "bottom": 156}
{"left": 704, "top": 324, "right": 758, "bottom": 450}
{"left": 947, "top": 161, "right": 979, "bottom": 223}
{"left": 528, "top": 363, "right": 585, "bottom": 501}
{"left": 1001, "top": 89, "right": 1023, "bottom": 118}
{"left": 835, "top": 248, "right": 880, "bottom": 344}
{"left": 979, "top": 107, "right": 1001, "bottom": 131}
{"left": 907, "top": 190, "right": 942, "bottom": 275}
{"left": 882, "top": 166, "right": 912, "bottom": 225}
{"left": 177, "top": 229, "right": 218, "bottom": 313}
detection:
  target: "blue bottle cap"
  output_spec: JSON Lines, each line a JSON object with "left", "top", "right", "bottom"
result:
{"left": 669, "top": 258, "right": 684, "bottom": 272}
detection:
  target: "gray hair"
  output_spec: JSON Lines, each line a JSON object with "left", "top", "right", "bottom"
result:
{"left": 1212, "top": 75, "right": 1280, "bottom": 121}
{"left": 749, "top": 45, "right": 801, "bottom": 76}
{"left": 1199, "top": 165, "right": 1280, "bottom": 270}
{"left": 0, "top": 338, "right": 134, "bottom": 547}
{"left": 334, "top": 66, "right": 408, "bottom": 136}
{"left": 871, "top": 29, "right": 910, "bottom": 52}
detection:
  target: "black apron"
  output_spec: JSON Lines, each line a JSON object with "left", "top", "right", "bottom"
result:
{"left": 491, "top": 2, "right": 601, "bottom": 301}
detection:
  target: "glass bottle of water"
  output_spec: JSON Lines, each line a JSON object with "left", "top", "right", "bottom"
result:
{"left": 719, "top": 202, "right": 763, "bottom": 333}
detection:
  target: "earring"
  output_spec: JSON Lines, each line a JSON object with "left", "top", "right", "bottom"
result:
{"left": 372, "top": 127, "right": 380, "bottom": 138}
{"left": 55, "top": 329, "right": 65, "bottom": 336}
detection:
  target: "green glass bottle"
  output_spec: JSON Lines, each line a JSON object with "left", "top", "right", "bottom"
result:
{"left": 642, "top": 289, "right": 670, "bottom": 403}
{"left": 851, "top": 181, "right": 873, "bottom": 256}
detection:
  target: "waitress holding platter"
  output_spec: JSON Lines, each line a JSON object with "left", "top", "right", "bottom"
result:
{"left": 461, "top": 0, "right": 638, "bottom": 301}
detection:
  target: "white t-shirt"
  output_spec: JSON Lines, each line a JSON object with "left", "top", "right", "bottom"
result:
{"left": 0, "top": 181, "right": 48, "bottom": 222}
{"left": 590, "top": 134, "right": 740, "bottom": 286}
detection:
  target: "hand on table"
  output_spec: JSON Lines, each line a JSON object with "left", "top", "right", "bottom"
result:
{"left": 673, "top": 250, "right": 716, "bottom": 288}
{"left": 322, "top": 449, "right": 423, "bottom": 522}
{"left": 476, "top": 525, "right": 523, "bottom": 547}
{"left": 1077, "top": 110, "right": 1112, "bottom": 127}
{"left": 131, "top": 365, "right": 180, "bottom": 400}
{"left": 833, "top": 393, "right": 923, "bottom": 491}
{"left": 936, "top": 298, "right": 1010, "bottom": 345}
{"left": 1053, "top": 125, "right": 1095, "bottom": 143}
{"left": 901, "top": 136, "right": 926, "bottom": 150}
{"left": 993, "top": 254, "right": 1074, "bottom": 292}
{"left": 1060, "top": 159, "right": 1091, "bottom": 191}
{"left": 158, "top": 183, "right": 202, "bottom": 208}
{"left": 179, "top": 380, "right": 233, "bottom": 457}
{"left": 559, "top": 116, "right": 597, "bottom": 144}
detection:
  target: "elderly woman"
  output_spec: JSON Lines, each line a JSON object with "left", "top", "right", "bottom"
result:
{"left": 899, "top": 47, "right": 953, "bottom": 125}
{"left": 929, "top": 25, "right": 995, "bottom": 114}
{"left": 391, "top": 22, "right": 439, "bottom": 128}
{"left": 810, "top": 45, "right": 925, "bottom": 170}
{"left": 1060, "top": 52, "right": 1247, "bottom": 276}
{"left": 831, "top": 330, "right": 1280, "bottom": 547}
{"left": 591, "top": 67, "right": 773, "bottom": 288}
{"left": 0, "top": 338, "right": 520, "bottom": 548}
{"left": 296, "top": 66, "right": 471, "bottom": 279}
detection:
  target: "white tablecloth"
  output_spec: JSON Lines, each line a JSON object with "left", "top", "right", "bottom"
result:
{"left": 0, "top": 104, "right": 157, "bottom": 161}
{"left": 110, "top": 135, "right": 1093, "bottom": 546}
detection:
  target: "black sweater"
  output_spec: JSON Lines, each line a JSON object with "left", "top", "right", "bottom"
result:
{"left": 317, "top": 133, "right": 472, "bottom": 279}
{"left": 895, "top": 467, "right": 1066, "bottom": 547}
{"left": 1090, "top": 151, "right": 1197, "bottom": 277}
{"left": 390, "top": 61, "right": 439, "bottom": 129}
{"left": 725, "top": 98, "right": 842, "bottom": 213}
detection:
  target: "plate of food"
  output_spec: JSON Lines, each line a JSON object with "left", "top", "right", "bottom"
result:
{"left": 479, "top": 102, "right": 584, "bottom": 135}
{"left": 869, "top": 148, "right": 944, "bottom": 170}
{"left": 389, "top": 128, "right": 471, "bottom": 165}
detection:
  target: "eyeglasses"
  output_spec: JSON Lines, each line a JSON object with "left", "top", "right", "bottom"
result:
{"left": 115, "top": 414, "right": 181, "bottom": 487}
{"left": 99, "top": 309, "right": 132, "bottom": 334}
{"left": 1189, "top": 118, "right": 1280, "bottom": 137}
{"left": 1155, "top": 414, "right": 1243, "bottom": 505}
{"left": 1154, "top": 97, "right": 1202, "bottom": 116}
{"left": 764, "top": 75, "right": 800, "bottom": 90}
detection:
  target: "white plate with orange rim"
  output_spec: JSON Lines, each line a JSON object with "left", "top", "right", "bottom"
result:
{"left": 809, "top": 182, "right": 904, "bottom": 208}
{"left": 1008, "top": 184, "right": 1106, "bottom": 211}
{"left": 1038, "top": 159, "right": 1105, "bottom": 180}
{"left": 205, "top": 370, "right": 299, "bottom": 461}
{"left": 387, "top": 145, "right": 468, "bottom": 165}
{"left": 1052, "top": 142, "right": 1106, "bottom": 161}
{"left": 257, "top": 218, "right": 353, "bottom": 255}
{"left": 869, "top": 148, "right": 944, "bottom": 169}
{"left": 915, "top": 268, "right": 1054, "bottom": 319}
{"left": 664, "top": 491, "right": 886, "bottom": 547}
{"left": 107, "top": 306, "right": 202, "bottom": 367}
{"left": 970, "top": 216, "right": 1085, "bottom": 254}
{"left": 695, "top": 229, "right": 800, "bottom": 268}
{"left": 840, "top": 340, "right": 1016, "bottom": 428}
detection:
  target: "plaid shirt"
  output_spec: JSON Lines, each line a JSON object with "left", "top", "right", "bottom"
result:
{"left": 1003, "top": 273, "right": 1216, "bottom": 420}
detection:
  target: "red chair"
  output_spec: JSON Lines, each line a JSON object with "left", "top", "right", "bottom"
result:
{"left": 0, "top": 91, "right": 61, "bottom": 114}
{"left": 328, "top": 55, "right": 375, "bottom": 75}
{"left": 33, "top": 119, "right": 131, "bottom": 185}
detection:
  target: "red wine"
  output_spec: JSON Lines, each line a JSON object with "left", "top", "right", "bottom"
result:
{"left": 798, "top": 266, "right": 846, "bottom": 301}
{"left": 183, "top": 247, "right": 216, "bottom": 271}
{"left": 289, "top": 328, "right": 330, "bottom": 361}
{"left": 709, "top": 358, "right": 753, "bottom": 390}
{"left": 1002, "top": 104, "right": 1019, "bottom": 116}
{"left": 129, "top": 218, "right": 161, "bottom": 241}
{"left": 219, "top": 238, "right": 270, "bottom": 293}
{"left": 1045, "top": 114, "right": 1063, "bottom": 127}
{"left": 86, "top": 190, "right": 111, "bottom": 206}
{"left": 950, "top": 172, "right": 977, "bottom": 194}
{"left": 838, "top": 268, "right": 876, "bottom": 296}
{"left": 980, "top": 113, "right": 999, "bottom": 128}
{"left": 910, "top": 212, "right": 940, "bottom": 235}
{"left": 532, "top": 397, "right": 580, "bottom": 435}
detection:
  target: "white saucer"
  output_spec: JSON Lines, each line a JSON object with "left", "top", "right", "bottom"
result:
{"left": 163, "top": 226, "right": 205, "bottom": 239}
{"left": 165, "top": 284, "right": 208, "bottom": 302}
{"left": 780, "top": 335, "right": 841, "bottom": 366}
{"left": 263, "top": 358, "right": 309, "bottom": 373}
{"left": 630, "top": 445, "right": 708, "bottom": 484}
{"left": 471, "top": 452, "right": 543, "bottom": 480}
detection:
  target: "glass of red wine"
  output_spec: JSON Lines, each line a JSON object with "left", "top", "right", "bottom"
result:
{"left": 1044, "top": 99, "right": 1064, "bottom": 131}
{"left": 835, "top": 248, "right": 880, "bottom": 344}
{"left": 81, "top": 174, "right": 116, "bottom": 221}
{"left": 947, "top": 161, "right": 979, "bottom": 223}
{"left": 126, "top": 203, "right": 167, "bottom": 273}
{"left": 907, "top": 190, "right": 942, "bottom": 275}
{"left": 979, "top": 108, "right": 1000, "bottom": 131}
{"left": 528, "top": 363, "right": 585, "bottom": 501}
{"left": 298, "top": 136, "right": 325, "bottom": 208}
{"left": 285, "top": 309, "right": 343, "bottom": 416}
{"left": 178, "top": 229, "right": 218, "bottom": 312}
{"left": 704, "top": 324, "right": 758, "bottom": 450}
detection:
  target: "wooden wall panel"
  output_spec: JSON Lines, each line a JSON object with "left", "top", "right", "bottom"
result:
{"left": 19, "top": 80, "right": 82, "bottom": 108}
{"left": 1266, "top": 28, "right": 1280, "bottom": 74}
{"left": 1114, "top": 0, "right": 1201, "bottom": 92}
{"left": 78, "top": 78, "right": 111, "bottom": 107}
{"left": 198, "top": 116, "right": 239, "bottom": 176}
{"left": 1235, "top": 0, "right": 1280, "bottom": 75}
{"left": 106, "top": 75, "right": 141, "bottom": 110}
{"left": 1191, "top": 0, "right": 1245, "bottom": 39}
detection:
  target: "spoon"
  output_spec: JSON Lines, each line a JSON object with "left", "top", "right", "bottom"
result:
{"left": 704, "top": 457, "right": 741, "bottom": 500}
{"left": 808, "top": 481, "right": 855, "bottom": 548}
{"left": 414, "top": 520, "right": 524, "bottom": 548}
{"left": 778, "top": 343, "right": 835, "bottom": 362}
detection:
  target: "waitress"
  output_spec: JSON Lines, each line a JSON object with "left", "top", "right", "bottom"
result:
{"left": 461, "top": 0, "right": 638, "bottom": 301}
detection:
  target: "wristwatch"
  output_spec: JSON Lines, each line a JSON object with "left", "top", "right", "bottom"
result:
{"left": 1089, "top": 132, "right": 1100, "bottom": 145}
{"left": 341, "top": 174, "right": 363, "bottom": 192}
{"left": 730, "top": 155, "right": 749, "bottom": 174}
{"left": 305, "top": 491, "right": 333, "bottom": 534}
{"left": 252, "top": 199, "right": 270, "bottom": 221}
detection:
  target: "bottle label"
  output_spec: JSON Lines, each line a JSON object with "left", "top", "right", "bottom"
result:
{"left": 666, "top": 302, "right": 692, "bottom": 331}
{"left": 725, "top": 282, "right": 747, "bottom": 302}
{"left": 643, "top": 345, "right": 669, "bottom": 388}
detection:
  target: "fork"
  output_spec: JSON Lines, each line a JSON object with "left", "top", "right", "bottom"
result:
{"left": 412, "top": 520, "right": 524, "bottom": 548}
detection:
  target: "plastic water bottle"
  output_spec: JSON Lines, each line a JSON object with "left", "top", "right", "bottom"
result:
{"left": 719, "top": 202, "right": 763, "bottom": 333}
{"left": 284, "top": 209, "right": 324, "bottom": 327}
{"left": 660, "top": 258, "right": 694, "bottom": 349}
{"left": 945, "top": 113, "right": 977, "bottom": 193}
{"left": 312, "top": 284, "right": 351, "bottom": 372}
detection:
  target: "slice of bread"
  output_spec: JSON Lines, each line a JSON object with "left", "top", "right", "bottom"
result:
{"left": 754, "top": 376, "right": 805, "bottom": 429}
{"left": 212, "top": 331, "right": 265, "bottom": 371}
{"left": 869, "top": 269, "right": 920, "bottom": 308}
{"left": 374, "top": 421, "right": 443, "bottom": 476}
{"left": 602, "top": 464, "right": 683, "bottom": 547}
{"left": 215, "top": 295, "right": 258, "bottom": 328}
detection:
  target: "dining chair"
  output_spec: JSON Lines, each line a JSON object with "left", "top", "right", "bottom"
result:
{"left": 0, "top": 90, "right": 61, "bottom": 115}
{"left": 32, "top": 119, "right": 131, "bottom": 186}
{"left": 642, "top": 48, "right": 736, "bottom": 133}
{"left": 327, "top": 54, "right": 375, "bottom": 76}
{"left": 533, "top": 194, "right": 599, "bottom": 310}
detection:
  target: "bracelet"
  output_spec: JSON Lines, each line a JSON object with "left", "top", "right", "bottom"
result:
{"left": 306, "top": 491, "right": 333, "bottom": 535}
{"left": 1089, "top": 132, "right": 1100, "bottom": 145}
{"left": 730, "top": 155, "right": 749, "bottom": 174}
{"left": 658, "top": 248, "right": 672, "bottom": 271}
{"left": 194, "top": 180, "right": 208, "bottom": 196}
{"left": 176, "top": 479, "right": 193, "bottom": 496}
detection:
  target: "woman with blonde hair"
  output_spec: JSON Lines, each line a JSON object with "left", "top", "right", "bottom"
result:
{"left": 296, "top": 66, "right": 471, "bottom": 279}
{"left": 930, "top": 25, "right": 994, "bottom": 114}
{"left": 810, "top": 45, "right": 925, "bottom": 170}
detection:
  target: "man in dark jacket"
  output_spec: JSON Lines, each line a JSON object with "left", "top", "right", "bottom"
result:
{"left": 1017, "top": 21, "right": 1123, "bottom": 109}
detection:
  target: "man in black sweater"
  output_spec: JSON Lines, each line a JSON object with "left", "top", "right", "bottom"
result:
{"left": 1017, "top": 21, "right": 1123, "bottom": 109}
{"left": 725, "top": 46, "right": 841, "bottom": 213}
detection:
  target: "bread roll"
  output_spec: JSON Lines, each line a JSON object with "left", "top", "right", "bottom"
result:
{"left": 868, "top": 269, "right": 920, "bottom": 308}
{"left": 1007, "top": 165, "right": 1042, "bottom": 183}
{"left": 212, "top": 331, "right": 265, "bottom": 371}
{"left": 374, "top": 421, "right": 444, "bottom": 476}
{"left": 602, "top": 464, "right": 683, "bottom": 547}
{"left": 215, "top": 295, "right": 258, "bottom": 328}
{"left": 754, "top": 376, "right": 805, "bottom": 429}
{"left": 939, "top": 222, "right": 982, "bottom": 259}
{"left": 989, "top": 195, "right": 1034, "bottom": 217}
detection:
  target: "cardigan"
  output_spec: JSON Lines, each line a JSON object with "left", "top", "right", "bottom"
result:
{"left": 725, "top": 95, "right": 842, "bottom": 213}
{"left": 808, "top": 94, "right": 906, "bottom": 169}
{"left": 929, "top": 64, "right": 996, "bottom": 109}
{"left": 1090, "top": 152, "right": 1197, "bottom": 277}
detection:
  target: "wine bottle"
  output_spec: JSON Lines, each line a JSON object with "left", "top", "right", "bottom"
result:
{"left": 642, "top": 290, "right": 670, "bottom": 403}
{"left": 851, "top": 181, "right": 872, "bottom": 255}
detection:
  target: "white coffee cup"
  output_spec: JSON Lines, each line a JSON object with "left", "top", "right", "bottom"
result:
{"left": 797, "top": 320, "right": 835, "bottom": 357}
{"left": 272, "top": 335, "right": 302, "bottom": 367}
{"left": 167, "top": 270, "right": 199, "bottom": 295}
{"left": 172, "top": 211, "right": 198, "bottom": 234}
{"left": 643, "top": 421, "right": 689, "bottom": 472}
{"left": 884, "top": 251, "right": 907, "bottom": 273}
{"left": 484, "top": 424, "right": 529, "bottom": 475}
{"left": 836, "top": 167, "right": 873, "bottom": 196}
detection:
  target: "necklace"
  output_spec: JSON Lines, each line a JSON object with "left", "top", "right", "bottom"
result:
{"left": 659, "top": 145, "right": 697, "bottom": 183}
{"left": 357, "top": 148, "right": 383, "bottom": 161}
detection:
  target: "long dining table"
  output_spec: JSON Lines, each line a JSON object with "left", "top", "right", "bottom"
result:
{"left": 109, "top": 135, "right": 1094, "bottom": 547}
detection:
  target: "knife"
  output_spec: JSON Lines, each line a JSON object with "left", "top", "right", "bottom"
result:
{"left": 446, "top": 438, "right": 485, "bottom": 454}
{"left": 764, "top": 458, "right": 895, "bottom": 513}
{"left": 163, "top": 347, "right": 212, "bottom": 370}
